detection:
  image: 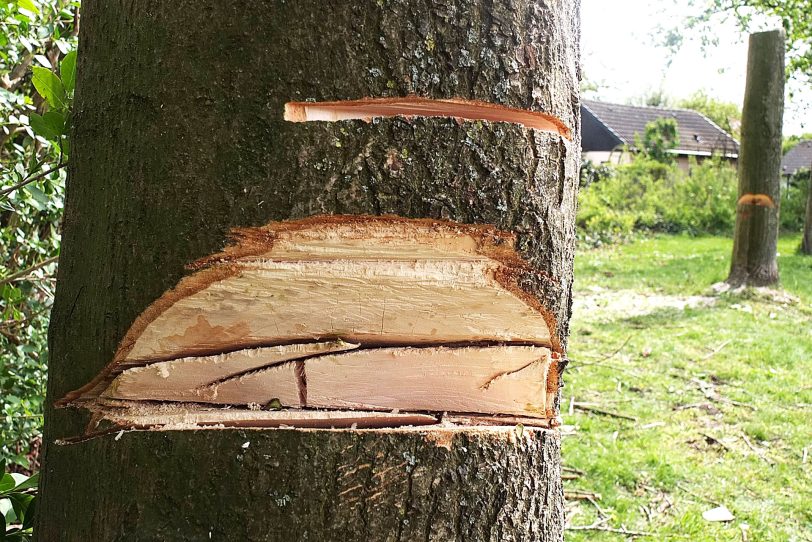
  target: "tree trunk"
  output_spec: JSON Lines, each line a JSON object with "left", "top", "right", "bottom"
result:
{"left": 802, "top": 177, "right": 812, "bottom": 255}
{"left": 727, "top": 29, "right": 785, "bottom": 286}
{"left": 37, "top": 1, "right": 581, "bottom": 540}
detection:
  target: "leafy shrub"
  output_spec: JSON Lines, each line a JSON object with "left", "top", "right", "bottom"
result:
{"left": 1, "top": 461, "right": 38, "bottom": 541}
{"left": 780, "top": 172, "right": 810, "bottom": 232}
{"left": 577, "top": 155, "right": 738, "bottom": 245}
{"left": 1, "top": 0, "right": 78, "bottom": 468}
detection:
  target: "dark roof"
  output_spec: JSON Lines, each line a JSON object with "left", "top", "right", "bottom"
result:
{"left": 782, "top": 140, "right": 812, "bottom": 176}
{"left": 581, "top": 100, "right": 739, "bottom": 158}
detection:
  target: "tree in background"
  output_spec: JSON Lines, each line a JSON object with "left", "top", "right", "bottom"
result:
{"left": 638, "top": 118, "right": 680, "bottom": 164}
{"left": 677, "top": 90, "right": 742, "bottom": 140}
{"left": 728, "top": 30, "right": 785, "bottom": 286}
{"left": 685, "top": 0, "right": 811, "bottom": 83}
{"left": 0, "top": 0, "right": 77, "bottom": 470}
{"left": 803, "top": 175, "right": 812, "bottom": 254}
{"left": 783, "top": 133, "right": 812, "bottom": 155}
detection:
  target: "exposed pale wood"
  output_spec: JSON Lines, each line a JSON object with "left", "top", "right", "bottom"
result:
{"left": 126, "top": 217, "right": 553, "bottom": 364}
{"left": 443, "top": 414, "right": 556, "bottom": 429}
{"left": 169, "top": 345, "right": 552, "bottom": 418}
{"left": 284, "top": 97, "right": 572, "bottom": 140}
{"left": 128, "top": 259, "right": 550, "bottom": 362}
{"left": 64, "top": 216, "right": 557, "bottom": 405}
{"left": 103, "top": 341, "right": 358, "bottom": 402}
{"left": 94, "top": 402, "right": 439, "bottom": 429}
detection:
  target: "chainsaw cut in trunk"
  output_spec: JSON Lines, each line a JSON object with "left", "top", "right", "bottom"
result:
{"left": 64, "top": 216, "right": 560, "bottom": 430}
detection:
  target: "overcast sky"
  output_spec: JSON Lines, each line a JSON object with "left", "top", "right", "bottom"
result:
{"left": 580, "top": 0, "right": 810, "bottom": 136}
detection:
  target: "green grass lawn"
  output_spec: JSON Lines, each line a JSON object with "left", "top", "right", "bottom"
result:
{"left": 563, "top": 234, "right": 812, "bottom": 541}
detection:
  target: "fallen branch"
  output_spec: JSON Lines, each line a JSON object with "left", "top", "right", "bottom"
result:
{"left": 676, "top": 482, "right": 721, "bottom": 507}
{"left": 740, "top": 433, "right": 773, "bottom": 465}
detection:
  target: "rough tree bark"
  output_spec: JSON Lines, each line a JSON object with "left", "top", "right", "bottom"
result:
{"left": 802, "top": 177, "right": 812, "bottom": 255}
{"left": 727, "top": 29, "right": 785, "bottom": 286}
{"left": 37, "top": 1, "right": 581, "bottom": 540}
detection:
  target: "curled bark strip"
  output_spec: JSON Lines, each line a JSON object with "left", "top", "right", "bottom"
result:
{"left": 738, "top": 193, "right": 775, "bottom": 208}
{"left": 284, "top": 96, "right": 572, "bottom": 140}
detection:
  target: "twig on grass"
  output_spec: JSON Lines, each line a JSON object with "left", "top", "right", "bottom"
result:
{"left": 573, "top": 402, "right": 638, "bottom": 421}
{"left": 700, "top": 340, "right": 732, "bottom": 361}
{"left": 562, "top": 466, "right": 585, "bottom": 475}
{"left": 566, "top": 520, "right": 652, "bottom": 537}
{"left": 564, "top": 490, "right": 602, "bottom": 501}
{"left": 676, "top": 482, "right": 721, "bottom": 507}
{"left": 700, "top": 432, "right": 735, "bottom": 453}
{"left": 740, "top": 433, "right": 774, "bottom": 465}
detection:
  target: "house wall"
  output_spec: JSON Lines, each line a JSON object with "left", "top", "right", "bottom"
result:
{"left": 584, "top": 150, "right": 736, "bottom": 171}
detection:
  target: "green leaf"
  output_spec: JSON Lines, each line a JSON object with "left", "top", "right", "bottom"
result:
{"left": 9, "top": 494, "right": 33, "bottom": 527}
{"left": 60, "top": 137, "right": 71, "bottom": 157}
{"left": 60, "top": 51, "right": 77, "bottom": 94}
{"left": 17, "top": 0, "right": 39, "bottom": 15}
{"left": 29, "top": 112, "right": 64, "bottom": 142}
{"left": 31, "top": 66, "right": 67, "bottom": 111}
{"left": 12, "top": 473, "right": 38, "bottom": 492}
{"left": 25, "top": 185, "right": 48, "bottom": 209}
{"left": 0, "top": 474, "right": 15, "bottom": 494}
{"left": 21, "top": 497, "right": 35, "bottom": 531}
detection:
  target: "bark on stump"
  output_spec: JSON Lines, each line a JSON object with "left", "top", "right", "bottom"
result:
{"left": 37, "top": 1, "right": 581, "bottom": 540}
{"left": 727, "top": 29, "right": 785, "bottom": 286}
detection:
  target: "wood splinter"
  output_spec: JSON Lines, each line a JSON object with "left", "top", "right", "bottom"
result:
{"left": 64, "top": 215, "right": 562, "bottom": 430}
{"left": 284, "top": 96, "right": 573, "bottom": 139}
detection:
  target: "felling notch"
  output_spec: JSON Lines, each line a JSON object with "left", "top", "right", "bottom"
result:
{"left": 63, "top": 215, "right": 562, "bottom": 430}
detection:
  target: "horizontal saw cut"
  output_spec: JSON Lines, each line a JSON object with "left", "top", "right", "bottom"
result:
{"left": 103, "top": 345, "right": 553, "bottom": 418}
{"left": 284, "top": 96, "right": 572, "bottom": 140}
{"left": 103, "top": 341, "right": 359, "bottom": 403}
{"left": 64, "top": 215, "right": 561, "bottom": 427}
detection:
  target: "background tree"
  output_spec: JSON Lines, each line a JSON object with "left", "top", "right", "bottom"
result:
{"left": 638, "top": 118, "right": 680, "bottom": 164}
{"left": 685, "top": 0, "right": 811, "bottom": 83}
{"left": 783, "top": 133, "right": 812, "bottom": 154}
{"left": 802, "top": 173, "right": 812, "bottom": 254}
{"left": 677, "top": 90, "right": 742, "bottom": 140}
{"left": 36, "top": 1, "right": 581, "bottom": 540}
{"left": 728, "top": 29, "right": 785, "bottom": 286}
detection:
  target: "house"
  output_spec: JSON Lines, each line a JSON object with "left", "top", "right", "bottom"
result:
{"left": 781, "top": 140, "right": 812, "bottom": 177}
{"left": 581, "top": 100, "right": 739, "bottom": 170}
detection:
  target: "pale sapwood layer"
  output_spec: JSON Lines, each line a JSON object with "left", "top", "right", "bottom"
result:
{"left": 64, "top": 216, "right": 558, "bottom": 407}
{"left": 103, "top": 345, "right": 554, "bottom": 418}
